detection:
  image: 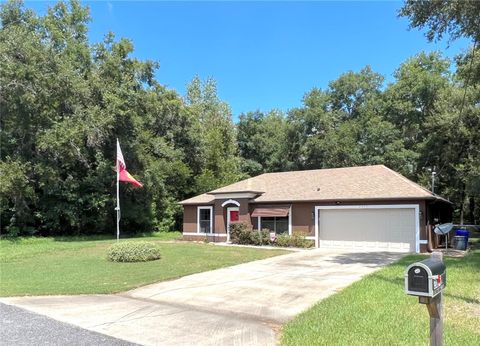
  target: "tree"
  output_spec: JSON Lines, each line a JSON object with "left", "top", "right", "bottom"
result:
{"left": 328, "top": 66, "right": 384, "bottom": 119}
{"left": 0, "top": 160, "right": 35, "bottom": 235}
{"left": 283, "top": 67, "right": 412, "bottom": 172}
{"left": 400, "top": 0, "right": 480, "bottom": 223}
{"left": 355, "top": 113, "right": 417, "bottom": 176}
{"left": 237, "top": 110, "right": 289, "bottom": 176}
{"left": 185, "top": 76, "right": 245, "bottom": 192}
{"left": 383, "top": 52, "right": 451, "bottom": 159}
{"left": 0, "top": 0, "right": 200, "bottom": 235}
{"left": 2, "top": 0, "right": 478, "bottom": 235}
{"left": 419, "top": 79, "right": 479, "bottom": 224}
{"left": 400, "top": 0, "right": 480, "bottom": 42}
{"left": 285, "top": 88, "right": 337, "bottom": 169}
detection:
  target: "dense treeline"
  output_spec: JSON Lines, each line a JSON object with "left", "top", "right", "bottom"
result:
{"left": 0, "top": 0, "right": 245, "bottom": 235}
{"left": 1, "top": 0, "right": 479, "bottom": 236}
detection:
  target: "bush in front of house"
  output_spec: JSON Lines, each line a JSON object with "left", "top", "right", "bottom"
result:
{"left": 250, "top": 229, "right": 271, "bottom": 245}
{"left": 229, "top": 222, "right": 246, "bottom": 244}
{"left": 275, "top": 233, "right": 315, "bottom": 248}
{"left": 290, "top": 232, "right": 315, "bottom": 248}
{"left": 229, "top": 223, "right": 271, "bottom": 245}
{"left": 229, "top": 223, "right": 314, "bottom": 248}
{"left": 275, "top": 234, "right": 290, "bottom": 247}
{"left": 107, "top": 241, "right": 161, "bottom": 262}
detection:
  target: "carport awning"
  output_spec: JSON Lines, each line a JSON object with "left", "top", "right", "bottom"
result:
{"left": 251, "top": 206, "right": 290, "bottom": 217}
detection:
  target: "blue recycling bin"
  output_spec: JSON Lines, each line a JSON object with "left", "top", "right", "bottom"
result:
{"left": 455, "top": 229, "right": 469, "bottom": 243}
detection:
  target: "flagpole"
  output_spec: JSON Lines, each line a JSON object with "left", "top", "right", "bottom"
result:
{"left": 116, "top": 139, "right": 120, "bottom": 242}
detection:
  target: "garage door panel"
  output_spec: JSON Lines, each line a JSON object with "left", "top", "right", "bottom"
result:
{"left": 319, "top": 240, "right": 412, "bottom": 251}
{"left": 318, "top": 208, "right": 415, "bottom": 252}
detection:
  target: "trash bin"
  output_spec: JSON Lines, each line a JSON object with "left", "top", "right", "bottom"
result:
{"left": 455, "top": 229, "right": 469, "bottom": 243}
{"left": 452, "top": 236, "right": 467, "bottom": 251}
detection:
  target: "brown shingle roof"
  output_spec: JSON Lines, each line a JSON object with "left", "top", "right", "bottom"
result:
{"left": 179, "top": 165, "right": 442, "bottom": 204}
{"left": 180, "top": 193, "right": 215, "bottom": 205}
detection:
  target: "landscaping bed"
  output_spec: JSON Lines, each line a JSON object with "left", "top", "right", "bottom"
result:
{"left": 0, "top": 234, "right": 289, "bottom": 296}
{"left": 229, "top": 222, "right": 315, "bottom": 248}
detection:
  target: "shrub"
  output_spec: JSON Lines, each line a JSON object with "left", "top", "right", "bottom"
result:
{"left": 229, "top": 222, "right": 244, "bottom": 244}
{"left": 289, "top": 233, "right": 315, "bottom": 248}
{"left": 107, "top": 241, "right": 161, "bottom": 262}
{"left": 229, "top": 224, "right": 314, "bottom": 248}
{"left": 250, "top": 229, "right": 271, "bottom": 246}
{"left": 229, "top": 223, "right": 271, "bottom": 245}
{"left": 275, "top": 234, "right": 291, "bottom": 247}
{"left": 274, "top": 233, "right": 314, "bottom": 248}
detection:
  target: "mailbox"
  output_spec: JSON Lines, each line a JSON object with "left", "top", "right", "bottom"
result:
{"left": 405, "top": 258, "right": 446, "bottom": 297}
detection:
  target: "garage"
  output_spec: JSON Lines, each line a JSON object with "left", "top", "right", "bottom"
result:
{"left": 315, "top": 205, "right": 419, "bottom": 252}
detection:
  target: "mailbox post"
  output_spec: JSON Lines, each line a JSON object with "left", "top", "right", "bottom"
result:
{"left": 405, "top": 252, "right": 446, "bottom": 346}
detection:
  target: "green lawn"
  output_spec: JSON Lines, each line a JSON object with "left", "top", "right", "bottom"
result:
{"left": 0, "top": 234, "right": 289, "bottom": 296}
{"left": 282, "top": 247, "right": 480, "bottom": 346}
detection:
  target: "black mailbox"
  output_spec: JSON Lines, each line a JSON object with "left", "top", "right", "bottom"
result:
{"left": 405, "top": 258, "right": 446, "bottom": 297}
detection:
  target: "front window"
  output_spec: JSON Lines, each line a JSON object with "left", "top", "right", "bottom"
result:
{"left": 198, "top": 207, "right": 212, "bottom": 233}
{"left": 261, "top": 217, "right": 288, "bottom": 234}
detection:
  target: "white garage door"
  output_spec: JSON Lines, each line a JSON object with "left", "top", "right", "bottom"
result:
{"left": 317, "top": 207, "right": 417, "bottom": 252}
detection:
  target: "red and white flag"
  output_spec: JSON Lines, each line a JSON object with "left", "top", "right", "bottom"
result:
{"left": 116, "top": 140, "right": 143, "bottom": 187}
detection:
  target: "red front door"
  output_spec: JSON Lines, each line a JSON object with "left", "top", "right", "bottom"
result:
{"left": 230, "top": 210, "right": 239, "bottom": 222}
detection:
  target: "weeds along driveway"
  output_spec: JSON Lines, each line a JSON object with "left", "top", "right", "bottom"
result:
{"left": 1, "top": 249, "right": 403, "bottom": 346}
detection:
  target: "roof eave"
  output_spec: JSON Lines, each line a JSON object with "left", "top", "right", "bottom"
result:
{"left": 249, "top": 196, "right": 439, "bottom": 204}
{"left": 179, "top": 195, "right": 452, "bottom": 205}
{"left": 207, "top": 190, "right": 265, "bottom": 195}
{"left": 179, "top": 201, "right": 215, "bottom": 205}
{"left": 429, "top": 195, "right": 453, "bottom": 205}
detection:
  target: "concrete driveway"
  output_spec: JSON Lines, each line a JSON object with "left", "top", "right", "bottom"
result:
{"left": 1, "top": 249, "right": 403, "bottom": 346}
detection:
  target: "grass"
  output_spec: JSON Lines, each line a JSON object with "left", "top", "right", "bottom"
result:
{"left": 282, "top": 246, "right": 480, "bottom": 345}
{"left": 0, "top": 233, "right": 289, "bottom": 296}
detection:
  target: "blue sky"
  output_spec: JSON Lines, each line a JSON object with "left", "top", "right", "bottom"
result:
{"left": 26, "top": 1, "right": 470, "bottom": 118}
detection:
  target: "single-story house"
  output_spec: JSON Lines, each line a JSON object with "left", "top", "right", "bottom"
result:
{"left": 180, "top": 165, "right": 452, "bottom": 253}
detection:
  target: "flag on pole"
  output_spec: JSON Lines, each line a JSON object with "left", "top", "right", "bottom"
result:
{"left": 115, "top": 139, "right": 142, "bottom": 241}
{"left": 116, "top": 140, "right": 143, "bottom": 187}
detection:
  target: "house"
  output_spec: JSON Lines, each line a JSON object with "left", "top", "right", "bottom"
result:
{"left": 179, "top": 165, "right": 452, "bottom": 253}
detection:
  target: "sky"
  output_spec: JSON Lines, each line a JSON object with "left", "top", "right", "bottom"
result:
{"left": 26, "top": 1, "right": 471, "bottom": 118}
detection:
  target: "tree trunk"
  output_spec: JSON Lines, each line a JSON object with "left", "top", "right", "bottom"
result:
{"left": 469, "top": 196, "right": 475, "bottom": 225}
{"left": 459, "top": 184, "right": 466, "bottom": 225}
